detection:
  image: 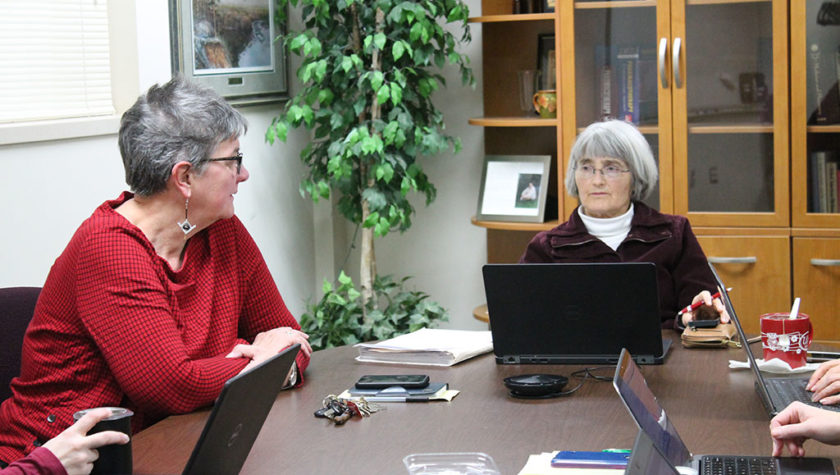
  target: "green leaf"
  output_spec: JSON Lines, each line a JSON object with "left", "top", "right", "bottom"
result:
{"left": 390, "top": 84, "right": 403, "bottom": 105}
{"left": 370, "top": 71, "right": 385, "bottom": 91}
{"left": 341, "top": 55, "right": 353, "bottom": 73}
{"left": 373, "top": 33, "right": 387, "bottom": 51}
{"left": 363, "top": 211, "right": 379, "bottom": 227}
{"left": 376, "top": 84, "right": 390, "bottom": 105}
{"left": 338, "top": 270, "right": 352, "bottom": 286}
{"left": 392, "top": 41, "right": 405, "bottom": 61}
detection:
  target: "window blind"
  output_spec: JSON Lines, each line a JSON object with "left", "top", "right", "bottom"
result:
{"left": 0, "top": 0, "right": 115, "bottom": 124}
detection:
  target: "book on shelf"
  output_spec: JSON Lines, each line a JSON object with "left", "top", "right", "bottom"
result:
{"left": 354, "top": 328, "right": 493, "bottom": 366}
{"left": 595, "top": 44, "right": 654, "bottom": 125}
{"left": 807, "top": 41, "right": 840, "bottom": 124}
{"left": 595, "top": 45, "right": 615, "bottom": 121}
{"left": 616, "top": 46, "right": 640, "bottom": 124}
{"left": 808, "top": 150, "right": 839, "bottom": 213}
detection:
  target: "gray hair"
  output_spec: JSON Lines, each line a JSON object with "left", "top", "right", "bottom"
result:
{"left": 118, "top": 77, "right": 248, "bottom": 196}
{"left": 564, "top": 120, "right": 658, "bottom": 201}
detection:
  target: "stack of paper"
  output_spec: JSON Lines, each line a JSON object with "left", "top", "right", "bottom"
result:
{"left": 354, "top": 328, "right": 493, "bottom": 366}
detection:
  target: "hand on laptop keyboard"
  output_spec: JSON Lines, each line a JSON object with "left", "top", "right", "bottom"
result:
{"left": 806, "top": 359, "right": 840, "bottom": 405}
{"left": 770, "top": 401, "right": 840, "bottom": 457}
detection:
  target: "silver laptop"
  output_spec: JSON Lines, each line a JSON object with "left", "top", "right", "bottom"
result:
{"left": 482, "top": 263, "right": 670, "bottom": 365}
{"left": 613, "top": 348, "right": 836, "bottom": 475}
{"left": 707, "top": 262, "right": 840, "bottom": 417}
{"left": 182, "top": 343, "right": 300, "bottom": 475}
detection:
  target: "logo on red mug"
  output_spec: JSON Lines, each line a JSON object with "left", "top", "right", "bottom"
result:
{"left": 760, "top": 313, "right": 812, "bottom": 369}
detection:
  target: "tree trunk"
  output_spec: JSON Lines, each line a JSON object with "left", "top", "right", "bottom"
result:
{"left": 357, "top": 7, "right": 386, "bottom": 314}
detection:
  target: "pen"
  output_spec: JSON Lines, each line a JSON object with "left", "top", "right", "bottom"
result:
{"left": 676, "top": 288, "right": 732, "bottom": 316}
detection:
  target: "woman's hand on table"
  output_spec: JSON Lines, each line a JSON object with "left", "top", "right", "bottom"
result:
{"left": 227, "top": 327, "right": 311, "bottom": 374}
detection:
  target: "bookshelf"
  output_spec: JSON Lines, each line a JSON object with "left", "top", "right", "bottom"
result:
{"left": 470, "top": 0, "right": 840, "bottom": 337}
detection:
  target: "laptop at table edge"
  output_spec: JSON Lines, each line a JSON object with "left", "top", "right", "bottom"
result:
{"left": 706, "top": 262, "right": 840, "bottom": 418}
{"left": 613, "top": 347, "right": 836, "bottom": 474}
{"left": 482, "top": 263, "right": 670, "bottom": 365}
{"left": 181, "top": 343, "right": 300, "bottom": 475}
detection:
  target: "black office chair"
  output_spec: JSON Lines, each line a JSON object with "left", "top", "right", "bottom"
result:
{"left": 0, "top": 287, "right": 40, "bottom": 403}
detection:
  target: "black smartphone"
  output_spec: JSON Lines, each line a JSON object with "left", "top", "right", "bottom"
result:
{"left": 354, "top": 374, "right": 430, "bottom": 389}
{"left": 688, "top": 319, "right": 718, "bottom": 329}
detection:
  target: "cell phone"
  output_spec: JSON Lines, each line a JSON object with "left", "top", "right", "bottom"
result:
{"left": 354, "top": 374, "right": 430, "bottom": 389}
{"left": 550, "top": 450, "right": 630, "bottom": 469}
{"left": 688, "top": 319, "right": 718, "bottom": 329}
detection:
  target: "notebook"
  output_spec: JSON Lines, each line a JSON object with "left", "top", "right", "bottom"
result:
{"left": 613, "top": 347, "right": 836, "bottom": 475}
{"left": 482, "top": 263, "right": 670, "bottom": 365}
{"left": 181, "top": 343, "right": 300, "bottom": 475}
{"left": 707, "top": 262, "right": 840, "bottom": 417}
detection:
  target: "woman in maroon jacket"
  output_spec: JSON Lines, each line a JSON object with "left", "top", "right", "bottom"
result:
{"left": 520, "top": 120, "right": 729, "bottom": 330}
{"left": 0, "top": 78, "right": 311, "bottom": 466}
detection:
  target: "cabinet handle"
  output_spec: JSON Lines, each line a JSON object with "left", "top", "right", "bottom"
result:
{"left": 707, "top": 256, "right": 757, "bottom": 264}
{"left": 658, "top": 37, "right": 668, "bottom": 88}
{"left": 811, "top": 258, "right": 840, "bottom": 267}
{"left": 672, "top": 37, "right": 683, "bottom": 89}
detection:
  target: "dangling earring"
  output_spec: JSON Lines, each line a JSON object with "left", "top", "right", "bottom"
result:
{"left": 177, "top": 197, "right": 196, "bottom": 235}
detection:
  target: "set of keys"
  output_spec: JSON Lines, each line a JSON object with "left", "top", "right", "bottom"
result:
{"left": 314, "top": 395, "right": 382, "bottom": 425}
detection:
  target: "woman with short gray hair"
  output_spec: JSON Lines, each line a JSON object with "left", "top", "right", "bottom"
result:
{"left": 521, "top": 120, "right": 728, "bottom": 330}
{"left": 0, "top": 77, "right": 311, "bottom": 466}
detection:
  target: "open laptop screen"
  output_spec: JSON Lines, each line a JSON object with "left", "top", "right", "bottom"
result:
{"left": 613, "top": 348, "right": 692, "bottom": 467}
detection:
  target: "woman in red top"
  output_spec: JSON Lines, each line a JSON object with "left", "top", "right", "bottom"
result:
{"left": 0, "top": 77, "right": 311, "bottom": 466}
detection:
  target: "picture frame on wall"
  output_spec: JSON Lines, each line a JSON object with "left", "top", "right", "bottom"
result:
{"left": 476, "top": 155, "right": 552, "bottom": 223}
{"left": 537, "top": 33, "right": 556, "bottom": 90}
{"left": 169, "top": 0, "right": 288, "bottom": 105}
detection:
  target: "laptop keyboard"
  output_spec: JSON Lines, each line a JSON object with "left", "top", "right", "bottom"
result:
{"left": 700, "top": 455, "right": 777, "bottom": 475}
{"left": 765, "top": 378, "right": 840, "bottom": 412}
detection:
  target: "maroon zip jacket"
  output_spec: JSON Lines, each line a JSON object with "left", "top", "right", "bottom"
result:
{"left": 519, "top": 202, "right": 717, "bottom": 330}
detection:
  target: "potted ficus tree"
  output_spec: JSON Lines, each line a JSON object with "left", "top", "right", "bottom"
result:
{"left": 267, "top": 0, "right": 475, "bottom": 349}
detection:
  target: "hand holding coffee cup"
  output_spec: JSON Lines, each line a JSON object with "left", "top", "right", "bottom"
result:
{"left": 71, "top": 407, "right": 133, "bottom": 475}
{"left": 761, "top": 312, "right": 813, "bottom": 369}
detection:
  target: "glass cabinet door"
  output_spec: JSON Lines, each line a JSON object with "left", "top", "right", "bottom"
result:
{"left": 560, "top": 0, "right": 669, "bottom": 216}
{"left": 672, "top": 0, "right": 788, "bottom": 227}
{"left": 792, "top": 0, "right": 840, "bottom": 227}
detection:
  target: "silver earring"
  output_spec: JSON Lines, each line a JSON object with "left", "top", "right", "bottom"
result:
{"left": 177, "top": 198, "right": 196, "bottom": 235}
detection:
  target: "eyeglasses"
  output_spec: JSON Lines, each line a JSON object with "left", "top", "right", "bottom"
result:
{"left": 574, "top": 163, "right": 631, "bottom": 180}
{"left": 205, "top": 152, "right": 243, "bottom": 174}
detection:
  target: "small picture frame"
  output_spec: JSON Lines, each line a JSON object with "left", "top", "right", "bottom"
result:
{"left": 169, "top": 0, "right": 288, "bottom": 105}
{"left": 476, "top": 155, "right": 551, "bottom": 223}
{"left": 537, "top": 34, "right": 556, "bottom": 90}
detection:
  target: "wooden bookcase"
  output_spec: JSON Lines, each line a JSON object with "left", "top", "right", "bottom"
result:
{"left": 469, "top": 0, "right": 840, "bottom": 338}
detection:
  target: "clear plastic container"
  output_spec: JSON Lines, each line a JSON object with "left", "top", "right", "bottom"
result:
{"left": 403, "top": 452, "right": 501, "bottom": 475}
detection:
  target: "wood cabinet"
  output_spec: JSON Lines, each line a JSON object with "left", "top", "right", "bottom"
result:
{"left": 469, "top": 1, "right": 840, "bottom": 336}
{"left": 696, "top": 232, "right": 790, "bottom": 335}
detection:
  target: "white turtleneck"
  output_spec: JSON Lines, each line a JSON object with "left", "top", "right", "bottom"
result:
{"left": 578, "top": 204, "right": 634, "bottom": 251}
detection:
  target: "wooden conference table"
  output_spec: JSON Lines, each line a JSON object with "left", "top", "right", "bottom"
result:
{"left": 132, "top": 334, "right": 840, "bottom": 474}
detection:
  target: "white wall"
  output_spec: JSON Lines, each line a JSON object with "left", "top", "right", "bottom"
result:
{"left": 0, "top": 0, "right": 316, "bottom": 318}
{"left": 0, "top": 0, "right": 488, "bottom": 330}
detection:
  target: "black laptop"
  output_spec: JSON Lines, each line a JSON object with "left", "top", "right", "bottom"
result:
{"left": 482, "top": 263, "right": 670, "bottom": 365}
{"left": 613, "top": 347, "right": 836, "bottom": 475}
{"left": 707, "top": 263, "right": 840, "bottom": 417}
{"left": 182, "top": 343, "right": 300, "bottom": 475}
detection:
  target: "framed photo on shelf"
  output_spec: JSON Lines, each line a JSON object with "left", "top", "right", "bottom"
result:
{"left": 476, "top": 155, "right": 551, "bottom": 223}
{"left": 537, "top": 34, "right": 556, "bottom": 90}
{"left": 169, "top": 0, "right": 288, "bottom": 105}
